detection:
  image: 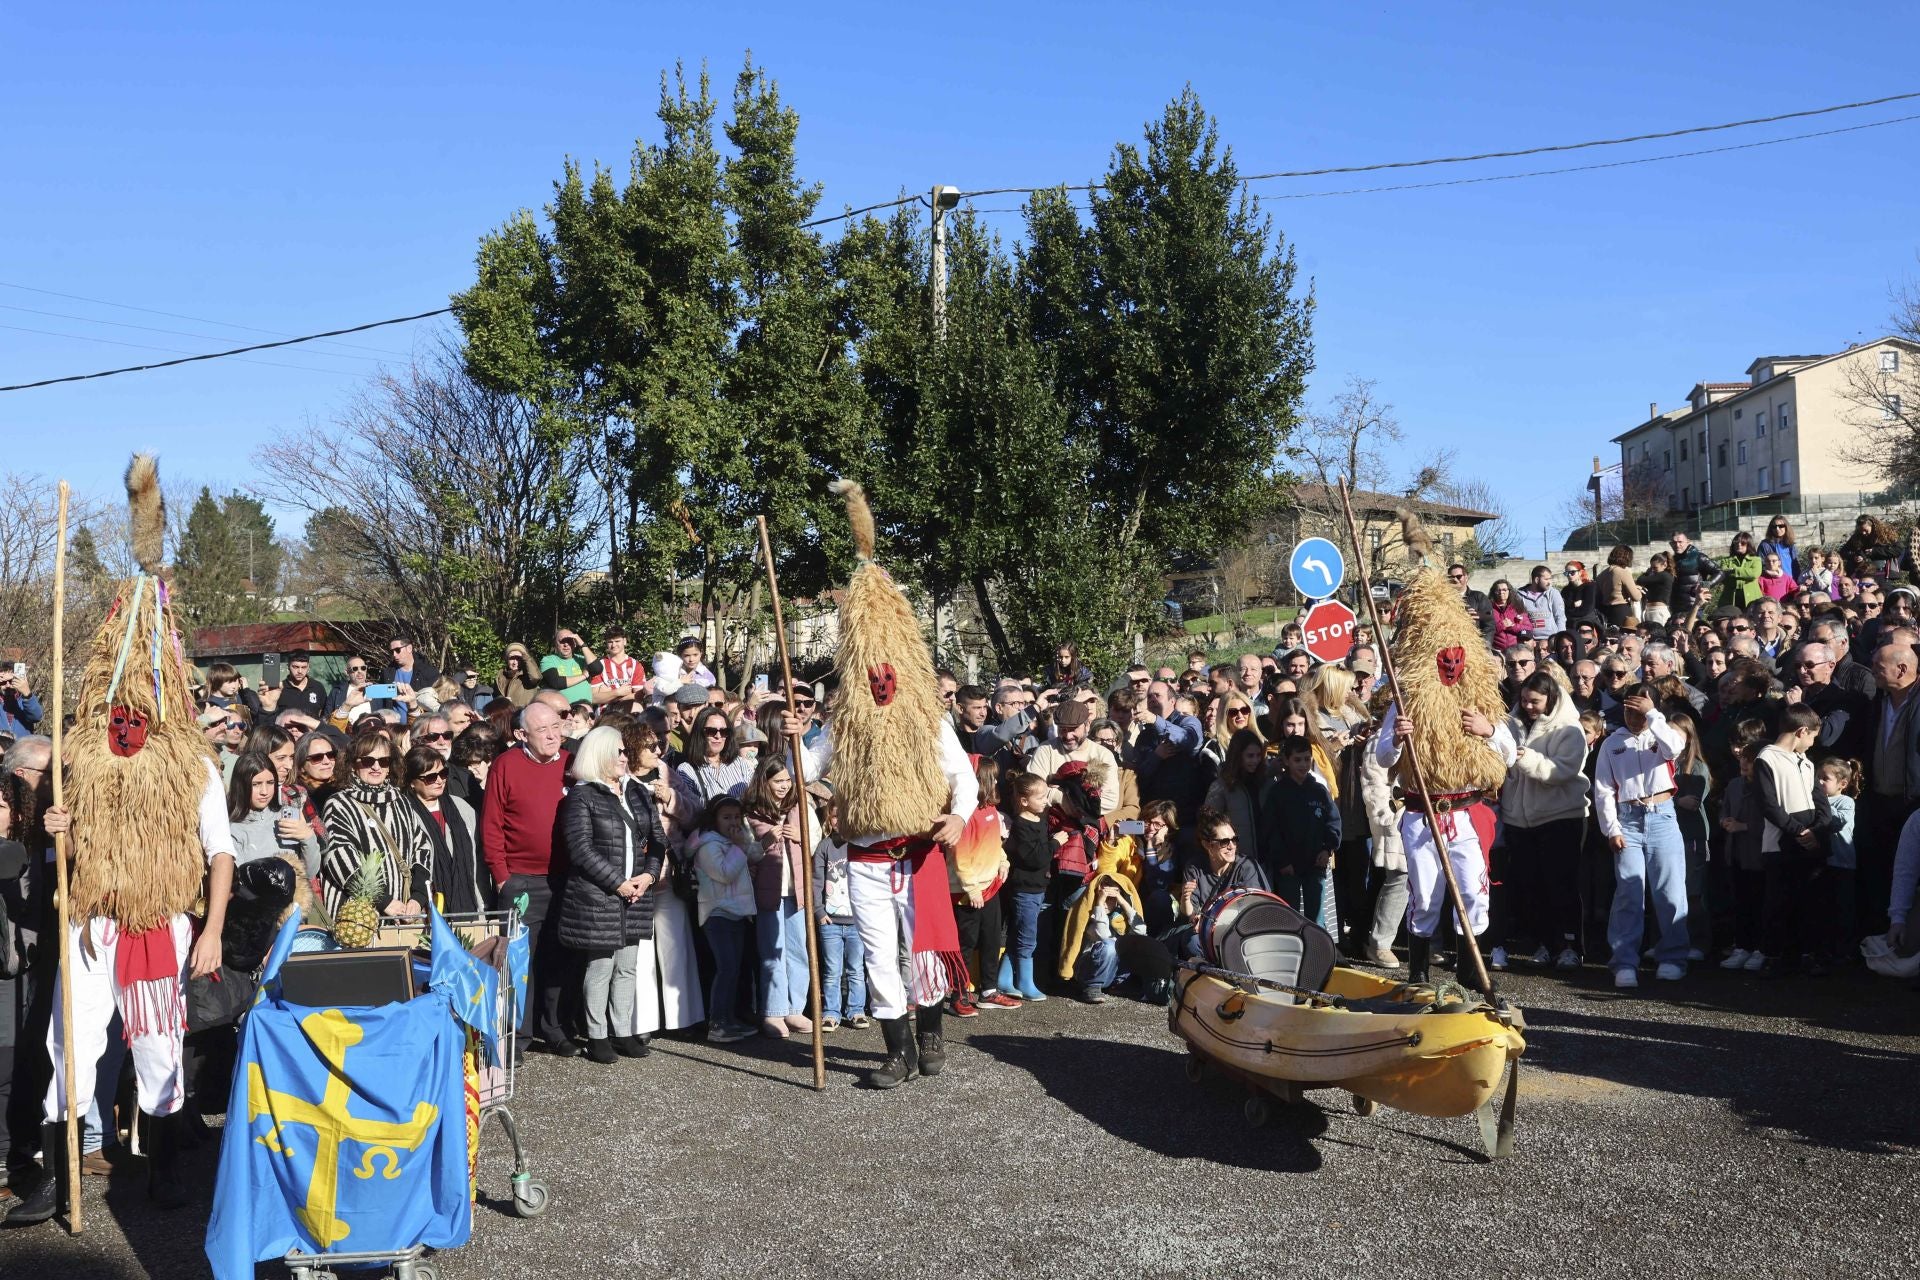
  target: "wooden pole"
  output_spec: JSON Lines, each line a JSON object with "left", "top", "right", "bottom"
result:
{"left": 1335, "top": 479, "right": 1494, "bottom": 997}
{"left": 756, "top": 516, "right": 827, "bottom": 1090}
{"left": 50, "top": 480, "right": 83, "bottom": 1232}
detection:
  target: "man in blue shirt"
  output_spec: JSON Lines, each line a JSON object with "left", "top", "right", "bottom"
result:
{"left": 1129, "top": 680, "right": 1205, "bottom": 826}
{"left": 0, "top": 667, "right": 42, "bottom": 738}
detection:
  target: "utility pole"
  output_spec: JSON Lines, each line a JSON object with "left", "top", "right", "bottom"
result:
{"left": 930, "top": 185, "right": 960, "bottom": 341}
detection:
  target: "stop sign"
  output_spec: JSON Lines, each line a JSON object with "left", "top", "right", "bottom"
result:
{"left": 1300, "top": 599, "right": 1357, "bottom": 663}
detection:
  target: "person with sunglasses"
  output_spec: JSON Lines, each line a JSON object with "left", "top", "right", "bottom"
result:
{"left": 292, "top": 730, "right": 343, "bottom": 843}
{"left": 1560, "top": 561, "right": 1600, "bottom": 630}
{"left": 1716, "top": 532, "right": 1764, "bottom": 611}
{"left": 382, "top": 633, "right": 442, "bottom": 726}
{"left": 402, "top": 742, "right": 489, "bottom": 917}
{"left": 677, "top": 707, "right": 753, "bottom": 806}
{"left": 326, "top": 655, "right": 374, "bottom": 716}
{"left": 1174, "top": 809, "right": 1270, "bottom": 958}
{"left": 318, "top": 732, "right": 431, "bottom": 920}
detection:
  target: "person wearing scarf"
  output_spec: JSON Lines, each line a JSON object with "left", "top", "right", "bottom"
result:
{"left": 317, "top": 734, "right": 432, "bottom": 918}
{"left": 402, "top": 742, "right": 490, "bottom": 916}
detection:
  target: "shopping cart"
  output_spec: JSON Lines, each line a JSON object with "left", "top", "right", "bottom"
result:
{"left": 281, "top": 907, "right": 549, "bottom": 1280}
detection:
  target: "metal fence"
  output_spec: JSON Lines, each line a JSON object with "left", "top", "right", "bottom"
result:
{"left": 1560, "top": 489, "right": 1918, "bottom": 551}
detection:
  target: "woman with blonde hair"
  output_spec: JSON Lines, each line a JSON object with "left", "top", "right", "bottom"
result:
{"left": 1208, "top": 690, "right": 1262, "bottom": 765}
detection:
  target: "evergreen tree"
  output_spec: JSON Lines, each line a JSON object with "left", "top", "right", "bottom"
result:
{"left": 173, "top": 487, "right": 269, "bottom": 626}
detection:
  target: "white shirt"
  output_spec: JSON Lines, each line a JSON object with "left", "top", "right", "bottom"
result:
{"left": 1591, "top": 710, "right": 1684, "bottom": 839}
{"left": 802, "top": 718, "right": 978, "bottom": 843}
{"left": 1371, "top": 703, "right": 1517, "bottom": 773}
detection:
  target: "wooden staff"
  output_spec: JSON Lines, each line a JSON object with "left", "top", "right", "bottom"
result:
{"left": 755, "top": 516, "right": 826, "bottom": 1091}
{"left": 1335, "top": 479, "right": 1493, "bottom": 997}
{"left": 50, "top": 480, "right": 83, "bottom": 1232}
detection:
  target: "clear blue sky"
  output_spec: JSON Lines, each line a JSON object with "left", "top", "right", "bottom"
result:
{"left": 5, "top": 2, "right": 1916, "bottom": 557}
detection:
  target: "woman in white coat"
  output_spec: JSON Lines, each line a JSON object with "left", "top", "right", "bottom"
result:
{"left": 621, "top": 721, "right": 707, "bottom": 1035}
{"left": 1500, "top": 670, "right": 1592, "bottom": 969}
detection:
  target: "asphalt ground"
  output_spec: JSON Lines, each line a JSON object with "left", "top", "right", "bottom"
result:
{"left": 4, "top": 961, "right": 1917, "bottom": 1279}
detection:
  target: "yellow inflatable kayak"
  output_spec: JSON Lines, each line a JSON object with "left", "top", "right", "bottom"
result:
{"left": 1167, "top": 890, "right": 1525, "bottom": 1155}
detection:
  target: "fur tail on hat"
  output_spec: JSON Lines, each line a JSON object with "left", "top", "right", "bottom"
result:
{"left": 830, "top": 479, "right": 876, "bottom": 563}
{"left": 1397, "top": 505, "right": 1434, "bottom": 567}
{"left": 126, "top": 452, "right": 165, "bottom": 574}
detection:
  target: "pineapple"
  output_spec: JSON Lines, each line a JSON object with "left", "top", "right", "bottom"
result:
{"left": 332, "top": 847, "right": 386, "bottom": 948}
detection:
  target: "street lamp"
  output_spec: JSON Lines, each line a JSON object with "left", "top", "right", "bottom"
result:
{"left": 930, "top": 185, "right": 960, "bottom": 340}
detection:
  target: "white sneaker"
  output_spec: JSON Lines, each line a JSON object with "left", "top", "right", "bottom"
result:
{"left": 1685, "top": 948, "right": 1705, "bottom": 962}
{"left": 1527, "top": 946, "right": 1551, "bottom": 965}
{"left": 1555, "top": 947, "right": 1581, "bottom": 970}
{"left": 1614, "top": 968, "right": 1639, "bottom": 989}
{"left": 1743, "top": 951, "right": 1768, "bottom": 972}
{"left": 1719, "top": 948, "right": 1751, "bottom": 970}
{"left": 1489, "top": 946, "right": 1509, "bottom": 971}
{"left": 1655, "top": 962, "right": 1686, "bottom": 981}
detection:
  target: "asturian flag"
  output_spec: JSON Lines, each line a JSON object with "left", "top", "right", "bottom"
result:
{"left": 206, "top": 913, "right": 472, "bottom": 1279}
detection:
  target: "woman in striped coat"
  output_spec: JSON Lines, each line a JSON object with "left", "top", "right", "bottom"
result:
{"left": 318, "top": 730, "right": 433, "bottom": 917}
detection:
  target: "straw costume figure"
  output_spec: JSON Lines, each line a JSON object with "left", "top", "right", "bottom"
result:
{"left": 1371, "top": 511, "right": 1514, "bottom": 985}
{"left": 800, "top": 481, "right": 976, "bottom": 1089}
{"left": 11, "top": 455, "right": 236, "bottom": 1228}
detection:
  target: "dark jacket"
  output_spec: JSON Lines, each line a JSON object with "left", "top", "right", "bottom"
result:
{"left": 276, "top": 677, "right": 329, "bottom": 720}
{"left": 557, "top": 779, "right": 665, "bottom": 951}
{"left": 1561, "top": 579, "right": 1600, "bottom": 625}
{"left": 1003, "top": 811, "right": 1052, "bottom": 894}
{"left": 1460, "top": 587, "right": 1494, "bottom": 638}
{"left": 1258, "top": 771, "right": 1342, "bottom": 880}
{"left": 408, "top": 792, "right": 492, "bottom": 916}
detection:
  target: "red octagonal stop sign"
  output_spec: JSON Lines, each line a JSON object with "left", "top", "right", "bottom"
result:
{"left": 1300, "top": 599, "right": 1357, "bottom": 663}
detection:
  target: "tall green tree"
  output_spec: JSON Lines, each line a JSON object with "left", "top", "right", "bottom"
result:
{"left": 173, "top": 487, "right": 272, "bottom": 627}
{"left": 1020, "top": 88, "right": 1314, "bottom": 637}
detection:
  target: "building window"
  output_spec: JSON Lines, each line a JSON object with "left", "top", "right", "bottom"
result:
{"left": 1697, "top": 430, "right": 1706, "bottom": 451}
{"left": 1758, "top": 465, "right": 1770, "bottom": 489}
{"left": 1737, "top": 441, "right": 1748, "bottom": 464}
{"left": 1888, "top": 395, "right": 1904, "bottom": 421}
{"left": 1755, "top": 411, "right": 1766, "bottom": 436}
{"left": 1884, "top": 350, "right": 1901, "bottom": 373}
{"left": 1781, "top": 459, "right": 1794, "bottom": 485}
{"left": 1440, "top": 533, "right": 1455, "bottom": 562}
{"left": 1664, "top": 450, "right": 1673, "bottom": 472}
{"left": 1679, "top": 438, "right": 1690, "bottom": 461}
{"left": 1779, "top": 408, "right": 1791, "bottom": 430}
{"left": 1734, "top": 407, "right": 1743, "bottom": 420}
{"left": 1717, "top": 441, "right": 1728, "bottom": 467}
{"left": 1368, "top": 527, "right": 1381, "bottom": 558}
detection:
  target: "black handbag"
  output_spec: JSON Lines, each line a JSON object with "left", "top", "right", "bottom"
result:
{"left": 188, "top": 964, "right": 259, "bottom": 1032}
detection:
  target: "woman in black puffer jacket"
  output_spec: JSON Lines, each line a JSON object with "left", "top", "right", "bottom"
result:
{"left": 558, "top": 726, "right": 666, "bottom": 1064}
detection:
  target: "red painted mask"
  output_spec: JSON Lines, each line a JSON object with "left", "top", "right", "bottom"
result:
{"left": 1435, "top": 647, "right": 1466, "bottom": 687}
{"left": 867, "top": 664, "right": 898, "bottom": 706}
{"left": 109, "top": 705, "right": 150, "bottom": 757}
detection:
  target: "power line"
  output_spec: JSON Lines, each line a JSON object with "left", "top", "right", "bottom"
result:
{"left": 0, "top": 323, "right": 368, "bottom": 379}
{"left": 0, "top": 308, "right": 452, "bottom": 392}
{"left": 0, "top": 279, "right": 417, "bottom": 357}
{"left": 1262, "top": 111, "right": 1920, "bottom": 200}
{"left": 0, "top": 302, "right": 390, "bottom": 363}
{"left": 953, "top": 86, "right": 1920, "bottom": 199}
{"left": 7, "top": 88, "right": 1914, "bottom": 392}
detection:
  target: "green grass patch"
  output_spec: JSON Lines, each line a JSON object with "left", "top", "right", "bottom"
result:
{"left": 1180, "top": 605, "right": 1296, "bottom": 635}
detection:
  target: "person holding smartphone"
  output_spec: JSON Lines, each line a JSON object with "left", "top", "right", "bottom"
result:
{"left": 0, "top": 663, "right": 42, "bottom": 737}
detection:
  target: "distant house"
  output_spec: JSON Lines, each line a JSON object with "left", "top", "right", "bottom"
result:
{"left": 190, "top": 621, "right": 356, "bottom": 691}
{"left": 1165, "top": 486, "right": 1499, "bottom": 611}
{"left": 1282, "top": 485, "right": 1500, "bottom": 583}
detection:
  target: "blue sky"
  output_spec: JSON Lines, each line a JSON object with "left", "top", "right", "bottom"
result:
{"left": 5, "top": 3, "right": 1916, "bottom": 557}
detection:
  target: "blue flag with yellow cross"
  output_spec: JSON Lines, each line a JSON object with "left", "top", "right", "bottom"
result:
{"left": 206, "top": 912, "right": 474, "bottom": 1278}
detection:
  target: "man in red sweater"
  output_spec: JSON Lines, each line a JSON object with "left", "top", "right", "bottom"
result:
{"left": 483, "top": 700, "right": 573, "bottom": 1059}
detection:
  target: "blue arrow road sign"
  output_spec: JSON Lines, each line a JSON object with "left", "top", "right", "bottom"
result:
{"left": 1288, "top": 537, "right": 1345, "bottom": 600}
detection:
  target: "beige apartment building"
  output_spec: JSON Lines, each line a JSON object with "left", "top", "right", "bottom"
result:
{"left": 1612, "top": 337, "right": 1918, "bottom": 518}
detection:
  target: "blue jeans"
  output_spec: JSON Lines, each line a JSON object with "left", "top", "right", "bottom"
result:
{"left": 705, "top": 914, "right": 750, "bottom": 1029}
{"left": 756, "top": 895, "right": 812, "bottom": 1018}
{"left": 818, "top": 919, "right": 867, "bottom": 1020}
{"left": 1006, "top": 891, "right": 1044, "bottom": 959}
{"left": 1608, "top": 803, "right": 1690, "bottom": 970}
{"left": 1076, "top": 938, "right": 1119, "bottom": 991}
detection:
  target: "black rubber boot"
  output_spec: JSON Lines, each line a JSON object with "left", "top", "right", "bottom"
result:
{"left": 864, "top": 1015, "right": 919, "bottom": 1090}
{"left": 146, "top": 1112, "right": 191, "bottom": 1211}
{"left": 612, "top": 1034, "right": 651, "bottom": 1058}
{"left": 5, "top": 1124, "right": 70, "bottom": 1227}
{"left": 1407, "top": 936, "right": 1432, "bottom": 987}
{"left": 915, "top": 1003, "right": 946, "bottom": 1078}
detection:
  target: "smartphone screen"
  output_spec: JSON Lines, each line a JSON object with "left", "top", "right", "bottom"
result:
{"left": 366, "top": 682, "right": 399, "bottom": 700}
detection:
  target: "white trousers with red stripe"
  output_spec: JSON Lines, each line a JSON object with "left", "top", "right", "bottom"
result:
{"left": 1400, "top": 810, "right": 1490, "bottom": 940}
{"left": 44, "top": 915, "right": 191, "bottom": 1121}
